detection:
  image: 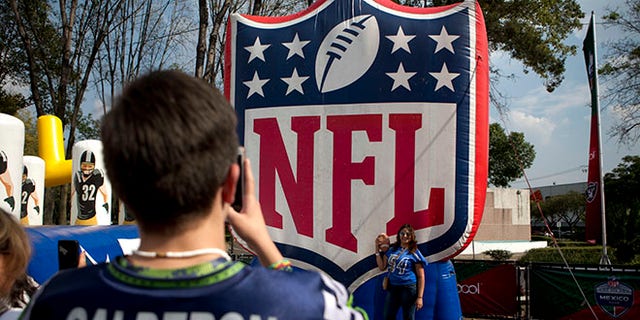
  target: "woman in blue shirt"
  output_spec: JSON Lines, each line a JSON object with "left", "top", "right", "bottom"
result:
{"left": 375, "top": 224, "right": 427, "bottom": 320}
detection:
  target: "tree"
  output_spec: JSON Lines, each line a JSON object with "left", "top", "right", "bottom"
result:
{"left": 94, "top": 0, "right": 196, "bottom": 111}
{"left": 14, "top": 109, "right": 39, "bottom": 156}
{"left": 532, "top": 192, "right": 585, "bottom": 238}
{"left": 6, "top": 0, "right": 126, "bottom": 224}
{"left": 402, "top": 0, "right": 583, "bottom": 93}
{"left": 600, "top": 0, "right": 640, "bottom": 144}
{"left": 4, "top": 0, "right": 203, "bottom": 224}
{"left": 0, "top": 1, "right": 29, "bottom": 116}
{"left": 488, "top": 123, "right": 535, "bottom": 187}
{"left": 195, "top": 0, "right": 307, "bottom": 86}
{"left": 0, "top": 90, "right": 27, "bottom": 115}
{"left": 604, "top": 155, "right": 640, "bottom": 263}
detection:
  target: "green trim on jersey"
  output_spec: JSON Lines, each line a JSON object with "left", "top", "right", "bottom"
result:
{"left": 107, "top": 257, "right": 246, "bottom": 288}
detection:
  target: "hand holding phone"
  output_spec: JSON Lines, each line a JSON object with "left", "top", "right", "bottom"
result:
{"left": 231, "top": 147, "right": 245, "bottom": 212}
{"left": 58, "top": 240, "right": 80, "bottom": 270}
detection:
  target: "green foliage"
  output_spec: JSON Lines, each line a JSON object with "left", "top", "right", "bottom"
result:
{"left": 521, "top": 242, "right": 640, "bottom": 265}
{"left": 483, "top": 249, "right": 513, "bottom": 261}
{"left": 555, "top": 241, "right": 592, "bottom": 247}
{"left": 532, "top": 191, "right": 585, "bottom": 235}
{"left": 519, "top": 247, "right": 605, "bottom": 265}
{"left": 75, "top": 113, "right": 101, "bottom": 141}
{"left": 406, "top": 0, "right": 584, "bottom": 92}
{"left": 0, "top": 90, "right": 28, "bottom": 115}
{"left": 3, "top": 0, "right": 62, "bottom": 117}
{"left": 604, "top": 155, "right": 640, "bottom": 263}
{"left": 14, "top": 109, "right": 38, "bottom": 156}
{"left": 600, "top": 0, "right": 640, "bottom": 144}
{"left": 488, "top": 123, "right": 535, "bottom": 187}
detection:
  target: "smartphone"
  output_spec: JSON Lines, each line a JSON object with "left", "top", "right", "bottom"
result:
{"left": 231, "top": 147, "right": 244, "bottom": 212}
{"left": 58, "top": 239, "right": 80, "bottom": 270}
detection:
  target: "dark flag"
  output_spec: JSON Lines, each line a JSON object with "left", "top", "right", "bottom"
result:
{"left": 582, "top": 12, "right": 603, "bottom": 244}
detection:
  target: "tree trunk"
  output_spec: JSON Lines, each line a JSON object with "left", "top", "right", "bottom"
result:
{"left": 8, "top": 0, "right": 45, "bottom": 116}
{"left": 195, "top": 0, "right": 208, "bottom": 78}
{"left": 57, "top": 184, "right": 70, "bottom": 225}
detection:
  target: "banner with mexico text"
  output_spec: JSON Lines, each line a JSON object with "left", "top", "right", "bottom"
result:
{"left": 531, "top": 263, "right": 640, "bottom": 319}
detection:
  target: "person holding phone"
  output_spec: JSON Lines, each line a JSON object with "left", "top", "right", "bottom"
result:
{"left": 21, "top": 70, "right": 366, "bottom": 320}
{"left": 375, "top": 224, "right": 427, "bottom": 320}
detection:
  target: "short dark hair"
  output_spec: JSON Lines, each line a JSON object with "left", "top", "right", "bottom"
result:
{"left": 101, "top": 70, "right": 238, "bottom": 232}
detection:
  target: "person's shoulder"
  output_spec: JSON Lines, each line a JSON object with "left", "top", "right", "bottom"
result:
{"left": 243, "top": 267, "right": 366, "bottom": 319}
{"left": 244, "top": 266, "right": 331, "bottom": 295}
{"left": 23, "top": 264, "right": 109, "bottom": 317}
{"left": 43, "top": 263, "right": 108, "bottom": 291}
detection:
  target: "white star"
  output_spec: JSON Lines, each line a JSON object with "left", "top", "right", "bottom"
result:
{"left": 282, "top": 33, "right": 310, "bottom": 60}
{"left": 429, "top": 26, "right": 460, "bottom": 54}
{"left": 386, "top": 26, "right": 415, "bottom": 54}
{"left": 243, "top": 71, "right": 269, "bottom": 98}
{"left": 245, "top": 37, "right": 271, "bottom": 63}
{"left": 281, "top": 68, "right": 309, "bottom": 95}
{"left": 386, "top": 63, "right": 416, "bottom": 91}
{"left": 429, "top": 63, "right": 459, "bottom": 91}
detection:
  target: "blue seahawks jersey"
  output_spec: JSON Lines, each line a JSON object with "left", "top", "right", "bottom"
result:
{"left": 385, "top": 246, "right": 427, "bottom": 286}
{"left": 21, "top": 256, "right": 367, "bottom": 320}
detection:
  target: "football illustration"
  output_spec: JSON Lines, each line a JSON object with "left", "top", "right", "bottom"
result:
{"left": 315, "top": 15, "right": 379, "bottom": 93}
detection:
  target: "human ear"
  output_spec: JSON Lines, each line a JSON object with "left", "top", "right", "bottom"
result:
{"left": 221, "top": 163, "right": 240, "bottom": 204}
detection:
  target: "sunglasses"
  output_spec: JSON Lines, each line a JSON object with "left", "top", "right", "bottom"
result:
{"left": 399, "top": 231, "right": 411, "bottom": 237}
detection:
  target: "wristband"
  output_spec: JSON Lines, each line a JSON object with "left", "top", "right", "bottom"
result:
{"left": 268, "top": 259, "right": 292, "bottom": 271}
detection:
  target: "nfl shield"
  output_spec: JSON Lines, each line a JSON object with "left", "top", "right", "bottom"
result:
{"left": 225, "top": 0, "right": 488, "bottom": 287}
{"left": 595, "top": 278, "right": 634, "bottom": 318}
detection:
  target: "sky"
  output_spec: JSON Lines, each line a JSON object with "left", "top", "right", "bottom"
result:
{"left": 491, "top": 0, "right": 640, "bottom": 189}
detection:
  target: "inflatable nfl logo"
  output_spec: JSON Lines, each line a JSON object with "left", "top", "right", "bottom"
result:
{"left": 225, "top": 0, "right": 488, "bottom": 286}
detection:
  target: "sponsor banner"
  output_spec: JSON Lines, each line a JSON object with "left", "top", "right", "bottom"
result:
{"left": 531, "top": 263, "right": 640, "bottom": 319}
{"left": 454, "top": 260, "right": 520, "bottom": 318}
{"left": 225, "top": 0, "right": 488, "bottom": 287}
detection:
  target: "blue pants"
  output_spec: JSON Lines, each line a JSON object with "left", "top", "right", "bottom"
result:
{"left": 384, "top": 283, "right": 417, "bottom": 320}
